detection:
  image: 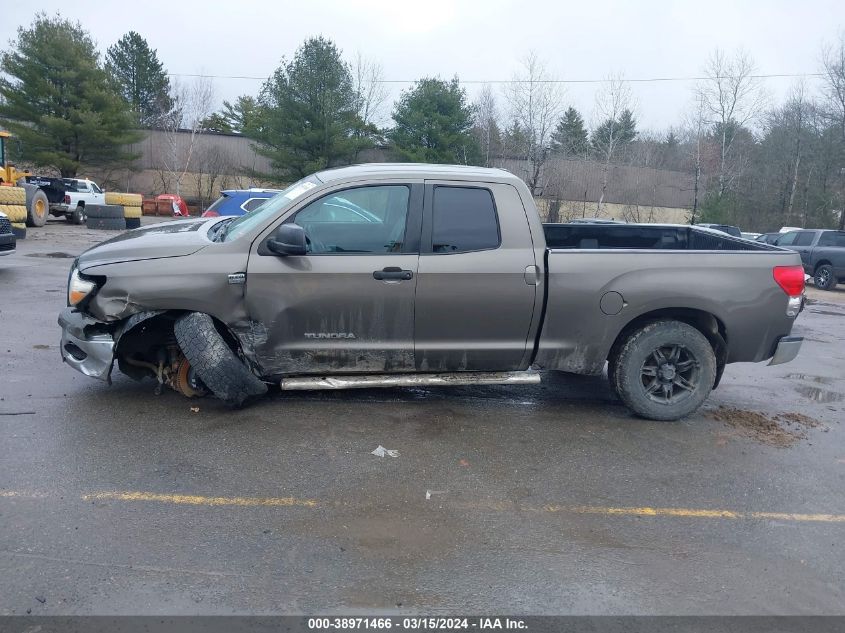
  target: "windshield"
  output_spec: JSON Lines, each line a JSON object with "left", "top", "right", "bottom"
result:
{"left": 222, "top": 176, "right": 320, "bottom": 242}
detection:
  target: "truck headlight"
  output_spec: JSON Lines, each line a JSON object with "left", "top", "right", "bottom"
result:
{"left": 68, "top": 268, "right": 97, "bottom": 306}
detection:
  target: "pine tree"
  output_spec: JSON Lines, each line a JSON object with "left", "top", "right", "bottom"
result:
{"left": 550, "top": 106, "right": 589, "bottom": 156}
{"left": 0, "top": 14, "right": 140, "bottom": 177}
{"left": 201, "top": 96, "right": 259, "bottom": 134}
{"left": 251, "top": 37, "right": 366, "bottom": 179}
{"left": 617, "top": 109, "right": 638, "bottom": 143}
{"left": 389, "top": 77, "right": 480, "bottom": 164}
{"left": 105, "top": 31, "right": 173, "bottom": 127}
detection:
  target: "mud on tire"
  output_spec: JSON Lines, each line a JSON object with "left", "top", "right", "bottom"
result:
{"left": 612, "top": 320, "right": 716, "bottom": 421}
{"left": 174, "top": 312, "right": 267, "bottom": 407}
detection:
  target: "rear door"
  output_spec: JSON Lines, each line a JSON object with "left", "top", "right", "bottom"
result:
{"left": 414, "top": 181, "right": 538, "bottom": 372}
{"left": 245, "top": 181, "right": 423, "bottom": 376}
{"left": 789, "top": 231, "right": 817, "bottom": 270}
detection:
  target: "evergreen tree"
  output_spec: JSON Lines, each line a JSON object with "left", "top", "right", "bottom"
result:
{"left": 250, "top": 37, "right": 366, "bottom": 179}
{"left": 201, "top": 95, "right": 259, "bottom": 134}
{"left": 105, "top": 31, "right": 173, "bottom": 127}
{"left": 0, "top": 14, "right": 140, "bottom": 177}
{"left": 617, "top": 109, "right": 638, "bottom": 143}
{"left": 550, "top": 106, "right": 589, "bottom": 156}
{"left": 389, "top": 77, "right": 480, "bottom": 164}
{"left": 590, "top": 109, "right": 638, "bottom": 155}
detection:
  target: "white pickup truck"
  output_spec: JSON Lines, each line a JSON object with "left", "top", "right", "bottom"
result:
{"left": 49, "top": 178, "right": 105, "bottom": 224}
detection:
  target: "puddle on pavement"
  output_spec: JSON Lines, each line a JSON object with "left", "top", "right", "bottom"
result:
{"left": 785, "top": 373, "right": 834, "bottom": 385}
{"left": 795, "top": 385, "right": 844, "bottom": 403}
{"left": 25, "top": 252, "right": 77, "bottom": 259}
{"left": 806, "top": 309, "right": 844, "bottom": 317}
{"left": 707, "top": 406, "right": 824, "bottom": 448}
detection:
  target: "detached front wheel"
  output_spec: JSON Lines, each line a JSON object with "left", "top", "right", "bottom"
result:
{"left": 174, "top": 312, "right": 268, "bottom": 407}
{"left": 612, "top": 320, "right": 716, "bottom": 421}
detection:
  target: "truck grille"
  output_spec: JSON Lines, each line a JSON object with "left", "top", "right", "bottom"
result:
{"left": 0, "top": 217, "right": 11, "bottom": 235}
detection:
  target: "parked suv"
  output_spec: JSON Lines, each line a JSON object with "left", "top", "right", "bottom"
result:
{"left": 0, "top": 210, "right": 15, "bottom": 256}
{"left": 776, "top": 229, "right": 845, "bottom": 290}
{"left": 201, "top": 188, "right": 282, "bottom": 217}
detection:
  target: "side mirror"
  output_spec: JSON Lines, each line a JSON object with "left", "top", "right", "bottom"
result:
{"left": 267, "top": 223, "right": 307, "bottom": 256}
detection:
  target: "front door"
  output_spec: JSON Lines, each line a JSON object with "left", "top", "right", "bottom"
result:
{"left": 414, "top": 181, "right": 539, "bottom": 372}
{"left": 245, "top": 182, "right": 423, "bottom": 376}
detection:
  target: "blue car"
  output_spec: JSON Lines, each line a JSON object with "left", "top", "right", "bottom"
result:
{"left": 201, "top": 188, "right": 282, "bottom": 217}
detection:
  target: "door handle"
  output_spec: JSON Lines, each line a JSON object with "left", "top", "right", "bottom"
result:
{"left": 373, "top": 266, "right": 413, "bottom": 281}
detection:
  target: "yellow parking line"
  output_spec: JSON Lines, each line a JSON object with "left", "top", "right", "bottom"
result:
{"left": 4, "top": 489, "right": 845, "bottom": 522}
{"left": 82, "top": 491, "right": 318, "bottom": 508}
{"left": 451, "top": 501, "right": 845, "bottom": 523}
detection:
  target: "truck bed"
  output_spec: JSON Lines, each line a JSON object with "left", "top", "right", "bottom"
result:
{"left": 542, "top": 223, "right": 779, "bottom": 252}
{"left": 535, "top": 223, "right": 800, "bottom": 375}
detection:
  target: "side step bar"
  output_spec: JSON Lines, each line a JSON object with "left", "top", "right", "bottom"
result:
{"left": 280, "top": 371, "right": 541, "bottom": 391}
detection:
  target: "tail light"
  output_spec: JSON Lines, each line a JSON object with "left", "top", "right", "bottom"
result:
{"left": 773, "top": 265, "right": 805, "bottom": 297}
{"left": 201, "top": 210, "right": 219, "bottom": 218}
{"left": 64, "top": 194, "right": 70, "bottom": 204}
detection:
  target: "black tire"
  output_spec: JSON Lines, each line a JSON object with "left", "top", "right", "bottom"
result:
{"left": 814, "top": 264, "right": 837, "bottom": 291}
{"left": 68, "top": 205, "right": 86, "bottom": 225}
{"left": 86, "top": 217, "right": 126, "bottom": 231}
{"left": 174, "top": 312, "right": 267, "bottom": 407}
{"left": 86, "top": 204, "right": 124, "bottom": 219}
{"left": 612, "top": 320, "right": 716, "bottom": 421}
{"left": 125, "top": 217, "right": 141, "bottom": 230}
{"left": 25, "top": 188, "right": 49, "bottom": 227}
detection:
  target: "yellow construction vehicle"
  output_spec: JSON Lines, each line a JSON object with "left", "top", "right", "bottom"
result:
{"left": 0, "top": 131, "right": 31, "bottom": 185}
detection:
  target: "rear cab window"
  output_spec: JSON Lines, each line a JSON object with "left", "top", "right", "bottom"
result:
{"left": 430, "top": 186, "right": 500, "bottom": 253}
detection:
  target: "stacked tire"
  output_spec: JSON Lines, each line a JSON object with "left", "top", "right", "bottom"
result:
{"left": 0, "top": 186, "right": 29, "bottom": 239}
{"left": 85, "top": 204, "right": 126, "bottom": 231}
{"left": 105, "top": 192, "right": 143, "bottom": 230}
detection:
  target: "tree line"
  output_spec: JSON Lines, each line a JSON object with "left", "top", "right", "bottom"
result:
{"left": 1, "top": 13, "right": 843, "bottom": 230}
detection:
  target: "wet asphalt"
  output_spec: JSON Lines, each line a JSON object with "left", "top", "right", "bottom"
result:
{"left": 1, "top": 218, "right": 844, "bottom": 615}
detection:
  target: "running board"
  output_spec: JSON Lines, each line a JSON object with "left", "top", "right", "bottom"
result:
{"left": 279, "top": 371, "right": 541, "bottom": 391}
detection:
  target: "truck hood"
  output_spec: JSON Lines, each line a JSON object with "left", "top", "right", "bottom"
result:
{"left": 77, "top": 218, "right": 215, "bottom": 271}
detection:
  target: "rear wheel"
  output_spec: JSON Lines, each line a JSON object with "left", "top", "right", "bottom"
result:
{"left": 814, "top": 264, "right": 837, "bottom": 291}
{"left": 612, "top": 320, "right": 716, "bottom": 421}
{"left": 69, "top": 205, "right": 86, "bottom": 225}
{"left": 26, "top": 189, "right": 49, "bottom": 227}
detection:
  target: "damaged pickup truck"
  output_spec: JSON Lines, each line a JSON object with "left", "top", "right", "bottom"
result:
{"left": 59, "top": 164, "right": 805, "bottom": 420}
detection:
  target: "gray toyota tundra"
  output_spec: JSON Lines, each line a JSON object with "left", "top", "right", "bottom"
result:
{"left": 58, "top": 164, "right": 805, "bottom": 420}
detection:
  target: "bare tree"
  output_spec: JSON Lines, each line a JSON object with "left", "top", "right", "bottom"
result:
{"left": 682, "top": 92, "right": 708, "bottom": 223}
{"left": 158, "top": 75, "right": 216, "bottom": 196}
{"left": 505, "top": 52, "right": 564, "bottom": 195}
{"left": 473, "top": 84, "right": 499, "bottom": 167}
{"left": 698, "top": 49, "right": 766, "bottom": 199}
{"left": 192, "top": 138, "right": 232, "bottom": 211}
{"left": 821, "top": 32, "right": 845, "bottom": 228}
{"left": 592, "top": 74, "right": 634, "bottom": 214}
{"left": 352, "top": 52, "right": 389, "bottom": 130}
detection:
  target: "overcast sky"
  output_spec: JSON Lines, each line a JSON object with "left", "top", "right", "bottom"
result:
{"left": 2, "top": 0, "right": 842, "bottom": 131}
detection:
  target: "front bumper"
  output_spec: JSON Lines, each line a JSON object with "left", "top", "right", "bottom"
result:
{"left": 0, "top": 232, "right": 15, "bottom": 256}
{"left": 58, "top": 307, "right": 115, "bottom": 381}
{"left": 768, "top": 335, "right": 803, "bottom": 366}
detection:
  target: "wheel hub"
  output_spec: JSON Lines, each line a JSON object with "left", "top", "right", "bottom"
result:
{"left": 658, "top": 364, "right": 676, "bottom": 381}
{"left": 640, "top": 344, "right": 699, "bottom": 404}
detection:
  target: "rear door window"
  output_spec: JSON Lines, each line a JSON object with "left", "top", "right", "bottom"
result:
{"left": 793, "top": 231, "right": 815, "bottom": 246}
{"left": 818, "top": 232, "right": 845, "bottom": 247}
{"left": 242, "top": 198, "right": 268, "bottom": 212}
{"left": 430, "top": 186, "right": 499, "bottom": 253}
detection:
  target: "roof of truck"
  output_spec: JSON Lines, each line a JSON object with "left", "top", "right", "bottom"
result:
{"left": 314, "top": 163, "right": 521, "bottom": 184}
